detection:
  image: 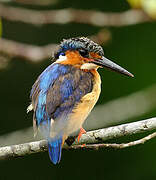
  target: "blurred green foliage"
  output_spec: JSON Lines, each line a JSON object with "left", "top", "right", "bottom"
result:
{"left": 0, "top": 18, "right": 2, "bottom": 37}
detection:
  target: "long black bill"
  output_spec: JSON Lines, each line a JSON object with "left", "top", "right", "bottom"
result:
{"left": 92, "top": 56, "right": 134, "bottom": 77}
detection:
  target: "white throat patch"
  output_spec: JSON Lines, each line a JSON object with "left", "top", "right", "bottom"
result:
{"left": 81, "top": 63, "right": 98, "bottom": 70}
{"left": 56, "top": 55, "right": 67, "bottom": 63}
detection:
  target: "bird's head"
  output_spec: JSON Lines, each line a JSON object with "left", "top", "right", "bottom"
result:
{"left": 54, "top": 37, "right": 134, "bottom": 77}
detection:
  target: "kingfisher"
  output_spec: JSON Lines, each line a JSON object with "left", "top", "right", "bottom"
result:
{"left": 27, "top": 37, "right": 133, "bottom": 165}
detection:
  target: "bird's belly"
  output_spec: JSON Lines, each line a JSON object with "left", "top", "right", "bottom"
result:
{"left": 64, "top": 73, "right": 101, "bottom": 135}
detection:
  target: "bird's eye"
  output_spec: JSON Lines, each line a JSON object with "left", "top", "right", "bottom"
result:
{"left": 79, "top": 49, "right": 89, "bottom": 58}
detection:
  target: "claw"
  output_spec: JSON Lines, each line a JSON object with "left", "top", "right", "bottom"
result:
{"left": 81, "top": 144, "right": 86, "bottom": 147}
{"left": 77, "top": 127, "right": 86, "bottom": 143}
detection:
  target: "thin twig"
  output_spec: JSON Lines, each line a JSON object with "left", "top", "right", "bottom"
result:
{"left": 69, "top": 132, "right": 156, "bottom": 150}
{"left": 0, "top": 4, "right": 151, "bottom": 26}
{"left": 0, "top": 117, "right": 156, "bottom": 160}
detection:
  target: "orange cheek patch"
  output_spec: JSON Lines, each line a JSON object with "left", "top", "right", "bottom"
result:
{"left": 90, "top": 52, "right": 102, "bottom": 59}
{"left": 62, "top": 50, "right": 83, "bottom": 65}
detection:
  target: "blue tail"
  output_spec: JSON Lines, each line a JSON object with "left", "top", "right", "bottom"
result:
{"left": 48, "top": 138, "right": 62, "bottom": 164}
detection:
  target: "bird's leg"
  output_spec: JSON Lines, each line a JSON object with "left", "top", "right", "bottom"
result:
{"left": 77, "top": 127, "right": 86, "bottom": 143}
{"left": 62, "top": 135, "right": 68, "bottom": 146}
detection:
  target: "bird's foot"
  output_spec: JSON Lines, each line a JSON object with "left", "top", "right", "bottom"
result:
{"left": 81, "top": 144, "right": 86, "bottom": 147}
{"left": 77, "top": 127, "right": 86, "bottom": 143}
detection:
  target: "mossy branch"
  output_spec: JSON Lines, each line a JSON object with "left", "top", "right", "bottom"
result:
{"left": 0, "top": 117, "right": 156, "bottom": 160}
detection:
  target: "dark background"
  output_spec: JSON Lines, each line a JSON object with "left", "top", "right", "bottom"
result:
{"left": 0, "top": 0, "right": 156, "bottom": 179}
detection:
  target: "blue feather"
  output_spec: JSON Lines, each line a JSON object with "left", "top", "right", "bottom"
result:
{"left": 48, "top": 137, "right": 62, "bottom": 164}
{"left": 36, "top": 93, "right": 47, "bottom": 125}
{"left": 60, "top": 78, "right": 73, "bottom": 100}
{"left": 39, "top": 63, "right": 60, "bottom": 91}
{"left": 39, "top": 63, "right": 69, "bottom": 92}
{"left": 30, "top": 63, "right": 94, "bottom": 164}
{"left": 34, "top": 64, "right": 71, "bottom": 126}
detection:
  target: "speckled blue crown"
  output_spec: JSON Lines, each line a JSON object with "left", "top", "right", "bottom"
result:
{"left": 54, "top": 37, "right": 104, "bottom": 59}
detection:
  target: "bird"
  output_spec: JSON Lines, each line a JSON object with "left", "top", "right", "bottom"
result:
{"left": 27, "top": 37, "right": 134, "bottom": 165}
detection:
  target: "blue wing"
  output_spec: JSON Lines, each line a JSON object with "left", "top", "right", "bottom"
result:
{"left": 30, "top": 63, "right": 93, "bottom": 164}
{"left": 31, "top": 63, "right": 69, "bottom": 130}
{"left": 31, "top": 63, "right": 93, "bottom": 134}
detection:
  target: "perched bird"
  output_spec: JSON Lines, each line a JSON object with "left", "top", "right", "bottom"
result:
{"left": 28, "top": 37, "right": 133, "bottom": 165}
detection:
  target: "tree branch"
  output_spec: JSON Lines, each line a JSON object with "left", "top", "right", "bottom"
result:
{"left": 0, "top": 84, "right": 156, "bottom": 147}
{"left": 70, "top": 132, "right": 156, "bottom": 150}
{"left": 0, "top": 4, "right": 151, "bottom": 26}
{"left": 0, "top": 38, "right": 57, "bottom": 62}
{"left": 0, "top": 0, "right": 58, "bottom": 6}
{"left": 0, "top": 117, "right": 156, "bottom": 160}
{"left": 0, "top": 29, "right": 111, "bottom": 62}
